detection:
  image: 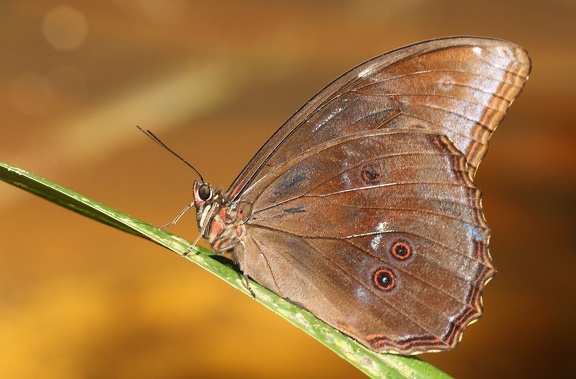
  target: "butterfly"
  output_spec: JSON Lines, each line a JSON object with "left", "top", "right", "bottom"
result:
{"left": 141, "top": 36, "right": 530, "bottom": 354}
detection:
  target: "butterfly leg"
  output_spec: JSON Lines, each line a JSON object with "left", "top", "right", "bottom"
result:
{"left": 243, "top": 273, "right": 256, "bottom": 298}
{"left": 234, "top": 240, "right": 256, "bottom": 298}
{"left": 159, "top": 202, "right": 195, "bottom": 230}
{"left": 182, "top": 233, "right": 203, "bottom": 256}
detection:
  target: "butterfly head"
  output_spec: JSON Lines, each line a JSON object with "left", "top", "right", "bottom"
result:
{"left": 193, "top": 180, "right": 246, "bottom": 253}
{"left": 193, "top": 180, "right": 220, "bottom": 230}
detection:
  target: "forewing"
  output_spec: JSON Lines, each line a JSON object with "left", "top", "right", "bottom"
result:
{"left": 228, "top": 37, "right": 530, "bottom": 201}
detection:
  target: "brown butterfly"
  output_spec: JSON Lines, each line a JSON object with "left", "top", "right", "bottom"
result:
{"left": 142, "top": 36, "right": 530, "bottom": 354}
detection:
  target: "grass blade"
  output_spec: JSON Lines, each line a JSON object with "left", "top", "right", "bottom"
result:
{"left": 0, "top": 161, "right": 451, "bottom": 379}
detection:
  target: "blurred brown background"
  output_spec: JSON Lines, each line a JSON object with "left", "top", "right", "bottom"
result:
{"left": 0, "top": 1, "right": 574, "bottom": 378}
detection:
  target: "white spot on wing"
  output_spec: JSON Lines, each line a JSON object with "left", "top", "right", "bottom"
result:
{"left": 370, "top": 221, "right": 389, "bottom": 251}
{"left": 376, "top": 221, "right": 388, "bottom": 232}
{"left": 354, "top": 286, "right": 370, "bottom": 303}
{"left": 341, "top": 172, "right": 352, "bottom": 189}
{"left": 437, "top": 74, "right": 455, "bottom": 92}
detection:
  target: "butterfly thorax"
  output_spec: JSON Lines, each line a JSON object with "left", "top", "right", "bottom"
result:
{"left": 193, "top": 180, "right": 246, "bottom": 253}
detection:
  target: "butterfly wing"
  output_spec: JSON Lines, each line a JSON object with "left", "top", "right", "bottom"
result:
{"left": 229, "top": 37, "right": 530, "bottom": 354}
{"left": 228, "top": 36, "right": 530, "bottom": 201}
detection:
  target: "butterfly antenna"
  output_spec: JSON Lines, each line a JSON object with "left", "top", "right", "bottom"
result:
{"left": 136, "top": 125, "right": 204, "bottom": 182}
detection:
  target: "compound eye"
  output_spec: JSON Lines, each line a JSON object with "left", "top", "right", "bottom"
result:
{"left": 197, "top": 183, "right": 211, "bottom": 201}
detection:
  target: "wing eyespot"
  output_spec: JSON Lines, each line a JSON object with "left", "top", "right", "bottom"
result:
{"left": 390, "top": 239, "right": 413, "bottom": 261}
{"left": 360, "top": 163, "right": 384, "bottom": 185}
{"left": 373, "top": 268, "right": 397, "bottom": 292}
